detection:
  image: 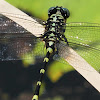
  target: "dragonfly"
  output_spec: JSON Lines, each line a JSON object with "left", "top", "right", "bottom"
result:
{"left": 0, "top": 6, "right": 100, "bottom": 100}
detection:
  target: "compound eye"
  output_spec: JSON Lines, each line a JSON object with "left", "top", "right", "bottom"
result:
{"left": 48, "top": 7, "right": 57, "bottom": 17}
{"left": 61, "top": 8, "right": 70, "bottom": 19}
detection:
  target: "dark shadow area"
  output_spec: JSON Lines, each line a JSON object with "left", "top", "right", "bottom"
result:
{"left": 0, "top": 60, "right": 100, "bottom": 100}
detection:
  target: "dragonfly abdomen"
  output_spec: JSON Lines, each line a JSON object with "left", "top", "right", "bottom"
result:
{"left": 32, "top": 6, "right": 69, "bottom": 100}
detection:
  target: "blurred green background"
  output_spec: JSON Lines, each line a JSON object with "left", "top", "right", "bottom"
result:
{"left": 6, "top": 0, "right": 100, "bottom": 23}
{"left": 0, "top": 0, "right": 100, "bottom": 100}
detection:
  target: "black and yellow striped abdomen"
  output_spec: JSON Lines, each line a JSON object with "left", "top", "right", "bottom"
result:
{"left": 32, "top": 38, "right": 55, "bottom": 100}
{"left": 32, "top": 6, "right": 70, "bottom": 100}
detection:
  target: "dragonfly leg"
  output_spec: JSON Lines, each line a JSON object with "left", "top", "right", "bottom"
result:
{"left": 62, "top": 35, "right": 69, "bottom": 45}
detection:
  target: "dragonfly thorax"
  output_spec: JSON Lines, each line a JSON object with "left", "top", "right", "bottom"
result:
{"left": 43, "top": 7, "right": 68, "bottom": 42}
{"left": 41, "top": 7, "right": 69, "bottom": 54}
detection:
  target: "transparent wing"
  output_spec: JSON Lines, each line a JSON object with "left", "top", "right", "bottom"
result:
{"left": 54, "top": 22, "right": 100, "bottom": 72}
{"left": 66, "top": 22, "right": 100, "bottom": 48}
{"left": 0, "top": 14, "right": 45, "bottom": 61}
{"left": 0, "top": 13, "right": 45, "bottom": 35}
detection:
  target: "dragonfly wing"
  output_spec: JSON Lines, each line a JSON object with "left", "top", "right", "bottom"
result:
{"left": 0, "top": 14, "right": 45, "bottom": 61}
{"left": 0, "top": 14, "right": 45, "bottom": 35}
{"left": 53, "top": 41, "right": 98, "bottom": 72}
{"left": 64, "top": 22, "right": 100, "bottom": 72}
{"left": 66, "top": 22, "right": 100, "bottom": 46}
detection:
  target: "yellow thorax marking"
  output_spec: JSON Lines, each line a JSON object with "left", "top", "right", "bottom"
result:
{"left": 50, "top": 33, "right": 55, "bottom": 36}
{"left": 50, "top": 27, "right": 55, "bottom": 31}
{"left": 52, "top": 23, "right": 56, "bottom": 26}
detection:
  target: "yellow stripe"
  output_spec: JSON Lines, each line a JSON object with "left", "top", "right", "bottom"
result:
{"left": 43, "top": 57, "right": 49, "bottom": 62}
{"left": 32, "top": 95, "right": 38, "bottom": 100}
{"left": 40, "top": 69, "right": 45, "bottom": 74}
{"left": 50, "top": 27, "right": 55, "bottom": 31}
{"left": 47, "top": 47, "right": 53, "bottom": 53}
{"left": 49, "top": 41, "right": 54, "bottom": 46}
{"left": 52, "top": 23, "right": 56, "bottom": 26}
{"left": 48, "top": 37, "right": 55, "bottom": 41}
{"left": 37, "top": 81, "right": 41, "bottom": 86}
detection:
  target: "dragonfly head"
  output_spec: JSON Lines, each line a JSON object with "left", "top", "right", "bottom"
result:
{"left": 48, "top": 6, "right": 70, "bottom": 19}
